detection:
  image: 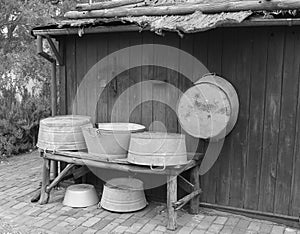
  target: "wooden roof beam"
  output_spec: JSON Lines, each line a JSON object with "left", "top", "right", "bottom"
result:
{"left": 65, "top": 0, "right": 300, "bottom": 19}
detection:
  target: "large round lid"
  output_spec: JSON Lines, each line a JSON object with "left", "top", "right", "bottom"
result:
{"left": 40, "top": 115, "right": 91, "bottom": 127}
{"left": 177, "top": 75, "right": 238, "bottom": 140}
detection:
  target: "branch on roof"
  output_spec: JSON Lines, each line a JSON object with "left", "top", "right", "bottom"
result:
{"left": 76, "top": 0, "right": 146, "bottom": 11}
{"left": 65, "top": 0, "right": 300, "bottom": 19}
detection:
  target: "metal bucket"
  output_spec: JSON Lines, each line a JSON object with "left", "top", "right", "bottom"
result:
{"left": 63, "top": 184, "right": 99, "bottom": 208}
{"left": 82, "top": 123, "right": 145, "bottom": 159}
{"left": 128, "top": 132, "right": 188, "bottom": 169}
{"left": 177, "top": 74, "right": 239, "bottom": 141}
{"left": 37, "top": 115, "right": 92, "bottom": 151}
{"left": 100, "top": 178, "right": 147, "bottom": 212}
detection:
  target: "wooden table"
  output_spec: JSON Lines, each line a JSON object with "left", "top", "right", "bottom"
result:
{"left": 39, "top": 150, "right": 203, "bottom": 230}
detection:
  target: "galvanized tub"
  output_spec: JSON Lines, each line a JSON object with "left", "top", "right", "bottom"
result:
{"left": 128, "top": 132, "right": 188, "bottom": 169}
{"left": 82, "top": 123, "right": 145, "bottom": 159}
{"left": 37, "top": 115, "right": 92, "bottom": 151}
{"left": 177, "top": 74, "right": 239, "bottom": 141}
{"left": 63, "top": 184, "right": 99, "bottom": 208}
{"left": 100, "top": 178, "right": 147, "bottom": 212}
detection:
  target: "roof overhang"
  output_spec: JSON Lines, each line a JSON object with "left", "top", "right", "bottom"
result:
{"left": 32, "top": 18, "right": 300, "bottom": 37}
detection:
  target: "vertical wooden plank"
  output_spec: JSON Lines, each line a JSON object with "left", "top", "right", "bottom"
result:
{"left": 216, "top": 28, "right": 236, "bottom": 206}
{"left": 193, "top": 32, "right": 208, "bottom": 154}
{"left": 289, "top": 28, "right": 300, "bottom": 216}
{"left": 97, "top": 34, "right": 109, "bottom": 123}
{"left": 165, "top": 32, "right": 179, "bottom": 134}
{"left": 228, "top": 28, "right": 253, "bottom": 208}
{"left": 215, "top": 27, "right": 234, "bottom": 206}
{"left": 201, "top": 29, "right": 223, "bottom": 204}
{"left": 86, "top": 35, "right": 98, "bottom": 71}
{"left": 86, "top": 35, "right": 98, "bottom": 122}
{"left": 152, "top": 34, "right": 167, "bottom": 132}
{"left": 274, "top": 28, "right": 298, "bottom": 215}
{"left": 191, "top": 31, "right": 208, "bottom": 204}
{"left": 113, "top": 32, "right": 130, "bottom": 122}
{"left": 244, "top": 28, "right": 268, "bottom": 210}
{"left": 178, "top": 34, "right": 198, "bottom": 154}
{"left": 65, "top": 37, "right": 76, "bottom": 115}
{"left": 128, "top": 32, "right": 142, "bottom": 124}
{"left": 258, "top": 27, "right": 285, "bottom": 213}
{"left": 107, "top": 32, "right": 121, "bottom": 123}
{"left": 193, "top": 32, "right": 208, "bottom": 67}
{"left": 141, "top": 32, "right": 154, "bottom": 130}
{"left": 75, "top": 36, "right": 87, "bottom": 115}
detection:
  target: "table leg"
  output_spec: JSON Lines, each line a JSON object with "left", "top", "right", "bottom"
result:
{"left": 167, "top": 175, "right": 177, "bottom": 230}
{"left": 40, "top": 158, "right": 50, "bottom": 205}
{"left": 50, "top": 160, "right": 58, "bottom": 181}
{"left": 190, "top": 164, "right": 200, "bottom": 214}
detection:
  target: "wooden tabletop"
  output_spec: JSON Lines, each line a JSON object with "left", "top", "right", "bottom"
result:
{"left": 41, "top": 150, "right": 203, "bottom": 175}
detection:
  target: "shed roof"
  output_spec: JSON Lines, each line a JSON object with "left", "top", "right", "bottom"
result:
{"left": 32, "top": 0, "right": 300, "bottom": 36}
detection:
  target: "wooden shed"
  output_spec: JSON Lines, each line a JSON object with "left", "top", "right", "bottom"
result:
{"left": 32, "top": 0, "right": 300, "bottom": 226}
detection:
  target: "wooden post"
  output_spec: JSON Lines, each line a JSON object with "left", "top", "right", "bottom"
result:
{"left": 50, "top": 61, "right": 58, "bottom": 181}
{"left": 190, "top": 164, "right": 200, "bottom": 214}
{"left": 58, "top": 38, "right": 68, "bottom": 173}
{"left": 40, "top": 157, "right": 51, "bottom": 205}
{"left": 167, "top": 174, "right": 177, "bottom": 230}
{"left": 35, "top": 37, "right": 57, "bottom": 203}
{"left": 51, "top": 61, "right": 57, "bottom": 117}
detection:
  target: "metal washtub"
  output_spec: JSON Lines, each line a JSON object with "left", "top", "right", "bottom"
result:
{"left": 82, "top": 123, "right": 145, "bottom": 159}
{"left": 100, "top": 178, "right": 147, "bottom": 212}
{"left": 177, "top": 74, "right": 239, "bottom": 141}
{"left": 128, "top": 132, "right": 188, "bottom": 169}
{"left": 37, "top": 115, "right": 92, "bottom": 151}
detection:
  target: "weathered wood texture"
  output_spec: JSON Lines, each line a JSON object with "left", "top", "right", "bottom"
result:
{"left": 76, "top": 0, "right": 145, "bottom": 11}
{"left": 65, "top": 0, "right": 300, "bottom": 18}
{"left": 61, "top": 26, "right": 300, "bottom": 216}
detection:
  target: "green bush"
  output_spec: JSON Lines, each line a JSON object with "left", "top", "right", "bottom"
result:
{"left": 0, "top": 87, "right": 50, "bottom": 156}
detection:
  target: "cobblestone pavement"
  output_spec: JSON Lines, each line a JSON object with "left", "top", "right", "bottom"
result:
{"left": 0, "top": 151, "right": 299, "bottom": 234}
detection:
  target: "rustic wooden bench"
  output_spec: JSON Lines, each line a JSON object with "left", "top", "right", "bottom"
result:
{"left": 39, "top": 150, "right": 203, "bottom": 230}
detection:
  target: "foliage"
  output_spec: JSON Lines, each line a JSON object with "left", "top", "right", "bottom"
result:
{"left": 0, "top": 0, "right": 79, "bottom": 156}
{"left": 0, "top": 86, "right": 51, "bottom": 156}
{"left": 0, "top": 0, "right": 78, "bottom": 84}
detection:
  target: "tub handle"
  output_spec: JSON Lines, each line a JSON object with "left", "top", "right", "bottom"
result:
{"left": 194, "top": 73, "right": 217, "bottom": 85}
{"left": 85, "top": 128, "right": 98, "bottom": 138}
{"left": 202, "top": 72, "right": 216, "bottom": 78}
{"left": 150, "top": 157, "right": 166, "bottom": 171}
{"left": 96, "top": 129, "right": 102, "bottom": 136}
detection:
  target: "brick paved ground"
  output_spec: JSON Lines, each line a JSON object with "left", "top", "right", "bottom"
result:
{"left": 0, "top": 151, "right": 299, "bottom": 234}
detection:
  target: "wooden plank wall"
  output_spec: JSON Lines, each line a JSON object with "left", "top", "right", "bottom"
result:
{"left": 61, "top": 26, "right": 300, "bottom": 216}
